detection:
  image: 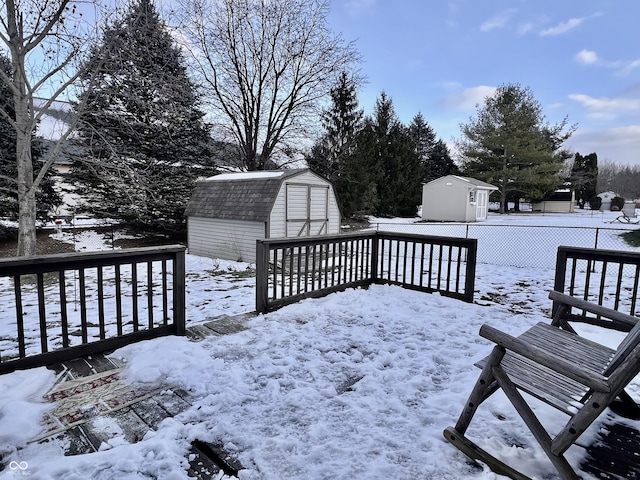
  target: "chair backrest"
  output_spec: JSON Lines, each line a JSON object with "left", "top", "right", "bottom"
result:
{"left": 604, "top": 319, "right": 640, "bottom": 376}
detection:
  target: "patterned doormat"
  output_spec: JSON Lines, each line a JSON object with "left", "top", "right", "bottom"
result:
{"left": 36, "top": 368, "right": 164, "bottom": 441}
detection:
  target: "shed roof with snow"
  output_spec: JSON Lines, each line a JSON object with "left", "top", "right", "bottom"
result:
{"left": 184, "top": 170, "right": 300, "bottom": 221}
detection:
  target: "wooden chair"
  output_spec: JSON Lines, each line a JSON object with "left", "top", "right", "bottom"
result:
{"left": 444, "top": 291, "right": 640, "bottom": 480}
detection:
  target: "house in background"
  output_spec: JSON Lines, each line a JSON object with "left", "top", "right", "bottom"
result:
{"left": 532, "top": 189, "right": 576, "bottom": 213}
{"left": 184, "top": 169, "right": 341, "bottom": 263}
{"left": 421, "top": 175, "right": 498, "bottom": 222}
{"left": 597, "top": 191, "right": 618, "bottom": 211}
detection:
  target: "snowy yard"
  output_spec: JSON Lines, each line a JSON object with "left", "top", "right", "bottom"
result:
{"left": 1, "top": 210, "right": 639, "bottom": 479}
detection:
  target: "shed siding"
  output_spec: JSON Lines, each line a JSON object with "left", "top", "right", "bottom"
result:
{"left": 188, "top": 216, "right": 265, "bottom": 263}
{"left": 422, "top": 175, "right": 497, "bottom": 222}
{"left": 270, "top": 170, "right": 340, "bottom": 238}
{"left": 422, "top": 181, "right": 469, "bottom": 222}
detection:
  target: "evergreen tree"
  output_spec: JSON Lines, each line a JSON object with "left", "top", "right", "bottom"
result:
{"left": 306, "top": 71, "right": 362, "bottom": 191}
{"left": 570, "top": 152, "right": 598, "bottom": 208}
{"left": 0, "top": 55, "right": 60, "bottom": 220}
{"left": 408, "top": 113, "right": 457, "bottom": 182}
{"left": 351, "top": 93, "right": 421, "bottom": 217}
{"left": 69, "top": 0, "right": 215, "bottom": 227}
{"left": 459, "top": 83, "right": 574, "bottom": 213}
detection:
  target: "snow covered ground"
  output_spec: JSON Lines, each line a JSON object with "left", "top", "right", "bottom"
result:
{"left": 1, "top": 211, "right": 639, "bottom": 479}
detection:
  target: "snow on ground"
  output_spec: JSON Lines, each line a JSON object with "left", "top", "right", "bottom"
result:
{"left": 1, "top": 211, "right": 639, "bottom": 479}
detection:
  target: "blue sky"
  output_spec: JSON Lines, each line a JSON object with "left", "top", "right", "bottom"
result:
{"left": 327, "top": 0, "right": 640, "bottom": 166}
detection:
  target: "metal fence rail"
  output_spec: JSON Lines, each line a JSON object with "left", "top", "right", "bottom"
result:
{"left": 0, "top": 245, "right": 186, "bottom": 374}
{"left": 255, "top": 232, "right": 477, "bottom": 313}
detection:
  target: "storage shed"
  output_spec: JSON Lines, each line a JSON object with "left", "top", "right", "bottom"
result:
{"left": 532, "top": 189, "right": 576, "bottom": 213}
{"left": 421, "top": 175, "right": 498, "bottom": 222}
{"left": 184, "top": 169, "right": 341, "bottom": 262}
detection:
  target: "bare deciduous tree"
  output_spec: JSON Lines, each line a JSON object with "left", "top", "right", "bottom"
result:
{"left": 176, "top": 0, "right": 360, "bottom": 171}
{"left": 0, "top": 0, "right": 100, "bottom": 256}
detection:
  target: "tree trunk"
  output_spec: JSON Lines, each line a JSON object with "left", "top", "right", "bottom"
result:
{"left": 9, "top": 12, "right": 38, "bottom": 256}
{"left": 499, "top": 187, "right": 507, "bottom": 214}
{"left": 15, "top": 121, "right": 37, "bottom": 256}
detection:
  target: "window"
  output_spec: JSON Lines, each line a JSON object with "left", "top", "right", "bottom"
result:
{"left": 469, "top": 191, "right": 476, "bottom": 203}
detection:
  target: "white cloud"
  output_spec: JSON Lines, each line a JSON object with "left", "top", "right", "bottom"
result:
{"left": 517, "top": 22, "right": 535, "bottom": 35}
{"left": 539, "top": 17, "right": 584, "bottom": 36}
{"left": 575, "top": 49, "right": 599, "bottom": 65}
{"left": 567, "top": 126, "right": 640, "bottom": 165}
{"left": 569, "top": 93, "right": 640, "bottom": 120}
{"left": 618, "top": 58, "right": 640, "bottom": 76}
{"left": 441, "top": 85, "right": 497, "bottom": 110}
{"left": 480, "top": 9, "right": 516, "bottom": 32}
{"left": 346, "top": 0, "right": 376, "bottom": 15}
{"left": 574, "top": 49, "right": 640, "bottom": 76}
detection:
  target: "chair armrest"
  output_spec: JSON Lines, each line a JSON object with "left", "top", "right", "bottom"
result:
{"left": 549, "top": 290, "right": 639, "bottom": 330}
{"left": 479, "top": 324, "right": 611, "bottom": 392}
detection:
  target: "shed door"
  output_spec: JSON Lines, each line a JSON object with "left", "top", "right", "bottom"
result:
{"left": 475, "top": 190, "right": 488, "bottom": 221}
{"left": 286, "top": 184, "right": 329, "bottom": 237}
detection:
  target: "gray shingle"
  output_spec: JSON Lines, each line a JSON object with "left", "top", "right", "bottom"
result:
{"left": 184, "top": 169, "right": 308, "bottom": 221}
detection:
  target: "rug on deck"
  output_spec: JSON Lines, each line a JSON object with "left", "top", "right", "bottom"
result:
{"left": 37, "top": 368, "right": 164, "bottom": 440}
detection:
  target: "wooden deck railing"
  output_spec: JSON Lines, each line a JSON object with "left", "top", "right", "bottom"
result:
{"left": 256, "top": 232, "right": 477, "bottom": 313}
{"left": 0, "top": 245, "right": 186, "bottom": 374}
{"left": 553, "top": 245, "right": 640, "bottom": 330}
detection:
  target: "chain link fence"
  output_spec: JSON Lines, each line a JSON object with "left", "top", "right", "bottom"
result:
{"left": 373, "top": 222, "right": 639, "bottom": 269}
{"left": 1, "top": 218, "right": 637, "bottom": 270}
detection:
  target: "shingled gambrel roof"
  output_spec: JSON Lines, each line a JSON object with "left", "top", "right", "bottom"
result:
{"left": 184, "top": 169, "right": 310, "bottom": 222}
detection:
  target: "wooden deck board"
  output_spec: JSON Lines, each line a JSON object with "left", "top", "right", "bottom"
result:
{"left": 580, "top": 415, "right": 640, "bottom": 480}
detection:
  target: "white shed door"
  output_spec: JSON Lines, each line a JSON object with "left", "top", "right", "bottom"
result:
{"left": 475, "top": 190, "right": 488, "bottom": 221}
{"left": 286, "top": 184, "right": 329, "bottom": 237}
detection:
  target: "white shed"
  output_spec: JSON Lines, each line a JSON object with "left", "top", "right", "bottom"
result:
{"left": 532, "top": 189, "right": 576, "bottom": 213}
{"left": 421, "top": 175, "right": 498, "bottom": 222}
{"left": 184, "top": 169, "right": 341, "bottom": 262}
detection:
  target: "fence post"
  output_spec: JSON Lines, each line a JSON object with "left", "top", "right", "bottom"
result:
{"left": 370, "top": 233, "right": 379, "bottom": 283}
{"left": 255, "top": 239, "right": 269, "bottom": 314}
{"left": 594, "top": 228, "right": 600, "bottom": 249}
{"left": 173, "top": 248, "right": 186, "bottom": 335}
{"left": 551, "top": 246, "right": 568, "bottom": 318}
{"left": 464, "top": 239, "right": 477, "bottom": 302}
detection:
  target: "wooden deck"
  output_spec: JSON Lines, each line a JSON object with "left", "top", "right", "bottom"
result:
{"left": 32, "top": 314, "right": 253, "bottom": 479}
{"left": 580, "top": 413, "right": 640, "bottom": 479}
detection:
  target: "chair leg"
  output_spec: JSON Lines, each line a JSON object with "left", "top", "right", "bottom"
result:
{"left": 454, "top": 346, "right": 504, "bottom": 434}
{"left": 443, "top": 427, "right": 533, "bottom": 480}
{"left": 493, "top": 366, "right": 580, "bottom": 480}
{"left": 609, "top": 389, "right": 640, "bottom": 419}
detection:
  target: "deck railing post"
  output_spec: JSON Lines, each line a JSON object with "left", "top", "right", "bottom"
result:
{"left": 370, "top": 232, "right": 379, "bottom": 283}
{"left": 173, "top": 247, "right": 186, "bottom": 335}
{"left": 255, "top": 239, "right": 270, "bottom": 314}
{"left": 464, "top": 239, "right": 477, "bottom": 303}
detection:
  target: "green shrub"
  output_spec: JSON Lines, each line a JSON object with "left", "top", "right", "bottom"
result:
{"left": 611, "top": 196, "right": 625, "bottom": 211}
{"left": 589, "top": 196, "right": 602, "bottom": 210}
{"left": 622, "top": 230, "right": 640, "bottom": 247}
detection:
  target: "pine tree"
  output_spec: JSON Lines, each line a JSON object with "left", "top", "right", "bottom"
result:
{"left": 408, "top": 113, "right": 457, "bottom": 183}
{"left": 570, "top": 152, "right": 598, "bottom": 208}
{"left": 350, "top": 92, "right": 421, "bottom": 217}
{"left": 306, "top": 71, "right": 363, "bottom": 216}
{"left": 307, "top": 73, "right": 361, "bottom": 188}
{"left": 69, "top": 0, "right": 215, "bottom": 227}
{"left": 0, "top": 54, "right": 60, "bottom": 221}
{"left": 459, "top": 83, "right": 574, "bottom": 213}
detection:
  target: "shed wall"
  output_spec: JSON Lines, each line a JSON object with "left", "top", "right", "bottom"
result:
{"left": 188, "top": 216, "right": 265, "bottom": 263}
{"left": 422, "top": 182, "right": 469, "bottom": 222}
{"left": 270, "top": 170, "right": 341, "bottom": 238}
